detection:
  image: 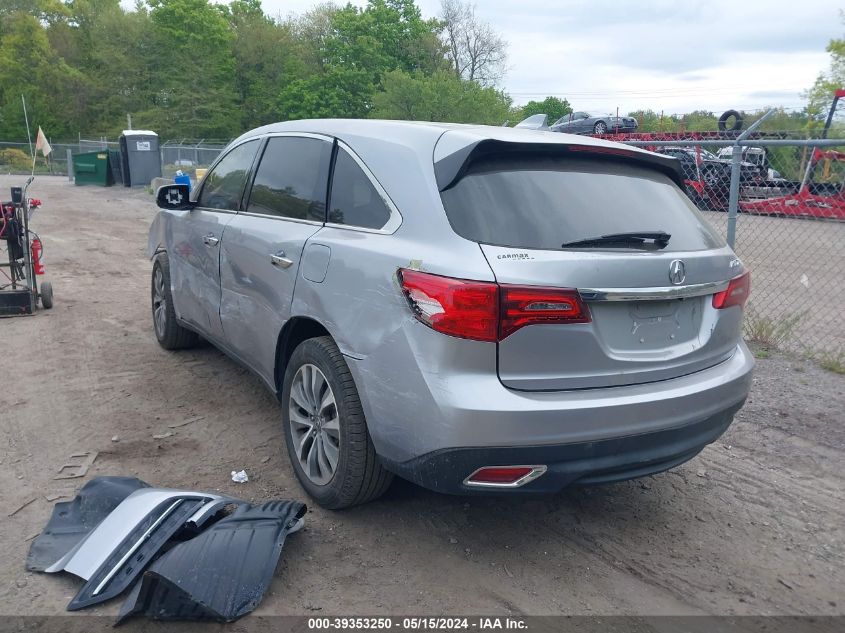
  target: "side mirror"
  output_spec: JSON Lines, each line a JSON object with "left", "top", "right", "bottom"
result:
{"left": 156, "top": 184, "right": 193, "bottom": 210}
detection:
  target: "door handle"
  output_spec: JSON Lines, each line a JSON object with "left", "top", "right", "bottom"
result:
{"left": 270, "top": 252, "right": 294, "bottom": 269}
{"left": 202, "top": 234, "right": 219, "bottom": 247}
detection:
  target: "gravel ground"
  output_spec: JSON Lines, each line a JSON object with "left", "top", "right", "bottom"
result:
{"left": 1, "top": 176, "right": 843, "bottom": 622}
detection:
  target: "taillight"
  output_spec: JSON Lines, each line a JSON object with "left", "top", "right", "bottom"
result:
{"left": 500, "top": 285, "right": 590, "bottom": 338}
{"left": 398, "top": 269, "right": 591, "bottom": 342}
{"left": 398, "top": 269, "right": 499, "bottom": 342}
{"left": 712, "top": 271, "right": 751, "bottom": 309}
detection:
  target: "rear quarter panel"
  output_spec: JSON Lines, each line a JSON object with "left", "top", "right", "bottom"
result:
{"left": 290, "top": 135, "right": 495, "bottom": 359}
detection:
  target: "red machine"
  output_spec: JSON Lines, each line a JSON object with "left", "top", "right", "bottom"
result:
{"left": 740, "top": 148, "right": 845, "bottom": 221}
{"left": 739, "top": 90, "right": 845, "bottom": 221}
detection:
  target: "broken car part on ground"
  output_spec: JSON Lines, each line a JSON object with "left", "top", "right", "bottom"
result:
{"left": 25, "top": 476, "right": 306, "bottom": 623}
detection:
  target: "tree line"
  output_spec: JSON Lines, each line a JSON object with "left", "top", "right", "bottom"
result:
{"left": 0, "top": 0, "right": 839, "bottom": 143}
{"left": 0, "top": 0, "right": 515, "bottom": 141}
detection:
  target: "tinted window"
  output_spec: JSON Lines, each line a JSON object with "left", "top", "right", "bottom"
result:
{"left": 197, "top": 140, "right": 259, "bottom": 210}
{"left": 440, "top": 155, "right": 723, "bottom": 252}
{"left": 327, "top": 148, "right": 391, "bottom": 229}
{"left": 246, "top": 137, "right": 331, "bottom": 221}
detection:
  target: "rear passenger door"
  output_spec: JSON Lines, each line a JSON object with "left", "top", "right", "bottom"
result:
{"left": 219, "top": 134, "right": 332, "bottom": 384}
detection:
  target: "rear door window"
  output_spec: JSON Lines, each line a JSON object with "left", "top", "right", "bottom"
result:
{"left": 196, "top": 140, "right": 259, "bottom": 211}
{"left": 440, "top": 155, "right": 723, "bottom": 252}
{"left": 327, "top": 148, "right": 392, "bottom": 230}
{"left": 246, "top": 136, "right": 332, "bottom": 222}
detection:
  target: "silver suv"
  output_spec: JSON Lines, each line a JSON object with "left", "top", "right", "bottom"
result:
{"left": 149, "top": 120, "right": 754, "bottom": 509}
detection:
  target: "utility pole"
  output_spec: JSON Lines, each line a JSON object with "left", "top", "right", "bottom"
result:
{"left": 127, "top": 113, "right": 133, "bottom": 130}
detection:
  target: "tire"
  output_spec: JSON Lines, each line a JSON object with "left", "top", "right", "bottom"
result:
{"left": 718, "top": 109, "right": 743, "bottom": 132}
{"left": 281, "top": 336, "right": 393, "bottom": 509}
{"left": 40, "top": 281, "right": 53, "bottom": 309}
{"left": 151, "top": 253, "right": 199, "bottom": 350}
{"left": 594, "top": 121, "right": 607, "bottom": 135}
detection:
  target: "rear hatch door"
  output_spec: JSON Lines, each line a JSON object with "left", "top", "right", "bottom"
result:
{"left": 438, "top": 145, "right": 745, "bottom": 390}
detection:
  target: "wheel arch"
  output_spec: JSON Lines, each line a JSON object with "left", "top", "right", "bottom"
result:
{"left": 274, "top": 317, "right": 333, "bottom": 396}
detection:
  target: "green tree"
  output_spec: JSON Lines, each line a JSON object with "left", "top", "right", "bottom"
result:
{"left": 626, "top": 109, "right": 680, "bottom": 133}
{"left": 143, "top": 0, "right": 239, "bottom": 138}
{"left": 0, "top": 0, "right": 68, "bottom": 32}
{"left": 223, "top": 0, "right": 306, "bottom": 129}
{"left": 371, "top": 69, "right": 510, "bottom": 124}
{"left": 0, "top": 12, "right": 85, "bottom": 139}
{"left": 280, "top": 0, "right": 447, "bottom": 120}
{"left": 279, "top": 66, "right": 375, "bottom": 120}
{"left": 515, "top": 96, "right": 571, "bottom": 125}
{"left": 680, "top": 110, "right": 717, "bottom": 132}
{"left": 806, "top": 11, "right": 844, "bottom": 133}
{"left": 45, "top": 0, "right": 158, "bottom": 137}
{"left": 326, "top": 0, "right": 445, "bottom": 78}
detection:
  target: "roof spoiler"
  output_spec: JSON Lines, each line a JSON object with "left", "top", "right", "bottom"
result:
{"left": 434, "top": 139, "right": 686, "bottom": 191}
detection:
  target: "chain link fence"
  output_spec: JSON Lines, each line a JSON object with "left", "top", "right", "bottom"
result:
{"left": 159, "top": 140, "right": 227, "bottom": 179}
{"left": 625, "top": 129, "right": 844, "bottom": 361}
{"left": 2, "top": 126, "right": 843, "bottom": 362}
{"left": 0, "top": 138, "right": 228, "bottom": 180}
{"left": 0, "top": 138, "right": 118, "bottom": 177}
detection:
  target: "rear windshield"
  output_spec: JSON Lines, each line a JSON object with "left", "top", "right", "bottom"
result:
{"left": 440, "top": 155, "right": 724, "bottom": 252}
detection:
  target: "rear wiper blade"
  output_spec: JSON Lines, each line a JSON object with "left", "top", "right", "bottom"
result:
{"left": 561, "top": 231, "right": 671, "bottom": 249}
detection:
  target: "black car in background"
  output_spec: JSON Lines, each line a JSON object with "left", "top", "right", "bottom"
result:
{"left": 656, "top": 146, "right": 763, "bottom": 211}
{"left": 550, "top": 111, "right": 638, "bottom": 135}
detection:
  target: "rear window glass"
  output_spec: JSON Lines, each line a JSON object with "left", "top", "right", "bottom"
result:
{"left": 440, "top": 156, "right": 723, "bottom": 252}
{"left": 328, "top": 148, "right": 391, "bottom": 229}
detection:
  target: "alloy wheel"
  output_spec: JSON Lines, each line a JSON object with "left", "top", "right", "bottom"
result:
{"left": 288, "top": 363, "right": 340, "bottom": 486}
{"left": 152, "top": 267, "right": 167, "bottom": 338}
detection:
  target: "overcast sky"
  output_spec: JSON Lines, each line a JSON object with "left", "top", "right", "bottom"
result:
{"left": 143, "top": 0, "right": 842, "bottom": 115}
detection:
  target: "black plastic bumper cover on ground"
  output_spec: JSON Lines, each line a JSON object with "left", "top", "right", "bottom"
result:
{"left": 383, "top": 403, "right": 744, "bottom": 494}
{"left": 26, "top": 476, "right": 150, "bottom": 572}
{"left": 117, "top": 500, "right": 307, "bottom": 624}
{"left": 67, "top": 496, "right": 208, "bottom": 611}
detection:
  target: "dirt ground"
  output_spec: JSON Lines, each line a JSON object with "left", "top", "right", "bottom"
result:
{"left": 1, "top": 176, "right": 843, "bottom": 620}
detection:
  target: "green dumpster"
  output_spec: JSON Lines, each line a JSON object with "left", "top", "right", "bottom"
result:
{"left": 72, "top": 151, "right": 113, "bottom": 186}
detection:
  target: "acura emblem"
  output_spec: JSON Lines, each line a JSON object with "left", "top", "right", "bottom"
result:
{"left": 668, "top": 260, "right": 686, "bottom": 285}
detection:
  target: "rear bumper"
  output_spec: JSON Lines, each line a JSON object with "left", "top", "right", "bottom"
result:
{"left": 382, "top": 401, "right": 742, "bottom": 494}
{"left": 349, "top": 321, "right": 753, "bottom": 463}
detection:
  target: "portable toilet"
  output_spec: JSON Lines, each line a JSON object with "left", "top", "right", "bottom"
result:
{"left": 119, "top": 130, "right": 161, "bottom": 187}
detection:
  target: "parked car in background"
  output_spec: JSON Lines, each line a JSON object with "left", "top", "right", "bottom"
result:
{"left": 551, "top": 111, "right": 639, "bottom": 135}
{"left": 513, "top": 113, "right": 549, "bottom": 130}
{"left": 656, "top": 146, "right": 765, "bottom": 210}
{"left": 655, "top": 147, "right": 731, "bottom": 210}
{"left": 149, "top": 120, "right": 753, "bottom": 509}
{"left": 717, "top": 146, "right": 781, "bottom": 180}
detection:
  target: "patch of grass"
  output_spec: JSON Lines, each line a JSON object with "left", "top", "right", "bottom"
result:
{"left": 817, "top": 350, "right": 845, "bottom": 374}
{"left": 754, "top": 348, "right": 770, "bottom": 359}
{"left": 744, "top": 306, "right": 805, "bottom": 349}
